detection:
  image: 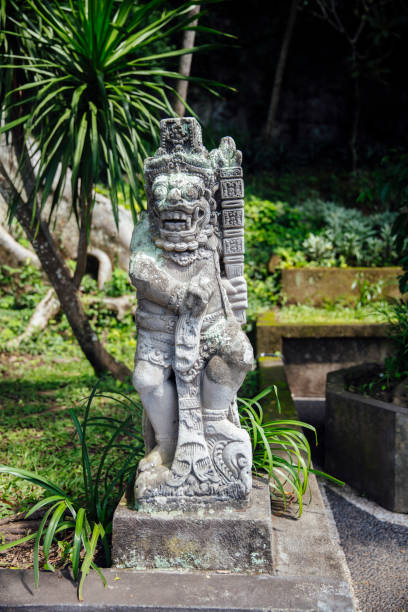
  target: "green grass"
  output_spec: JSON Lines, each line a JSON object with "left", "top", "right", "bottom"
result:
{"left": 0, "top": 266, "right": 138, "bottom": 520}
{"left": 0, "top": 350, "right": 142, "bottom": 519}
{"left": 275, "top": 303, "right": 389, "bottom": 324}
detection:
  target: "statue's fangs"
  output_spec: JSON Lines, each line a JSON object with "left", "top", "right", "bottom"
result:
{"left": 129, "top": 117, "right": 254, "bottom": 505}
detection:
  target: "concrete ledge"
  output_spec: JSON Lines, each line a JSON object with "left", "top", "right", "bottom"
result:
{"left": 0, "top": 568, "right": 354, "bottom": 611}
{"left": 257, "top": 313, "right": 391, "bottom": 397}
{"left": 257, "top": 312, "right": 389, "bottom": 355}
{"left": 325, "top": 364, "right": 408, "bottom": 513}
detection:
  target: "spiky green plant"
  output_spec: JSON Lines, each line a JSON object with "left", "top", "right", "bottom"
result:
{"left": 1, "top": 0, "right": 228, "bottom": 222}
{"left": 0, "top": 380, "right": 144, "bottom": 600}
{"left": 238, "top": 386, "right": 341, "bottom": 516}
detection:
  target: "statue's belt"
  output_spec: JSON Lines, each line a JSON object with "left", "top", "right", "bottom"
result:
{"left": 136, "top": 309, "right": 224, "bottom": 334}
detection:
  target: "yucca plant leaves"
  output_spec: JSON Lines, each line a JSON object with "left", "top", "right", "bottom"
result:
{"left": 0, "top": 465, "right": 66, "bottom": 496}
{"left": 78, "top": 522, "right": 106, "bottom": 601}
{"left": 42, "top": 501, "right": 68, "bottom": 570}
{"left": 1, "top": 0, "right": 229, "bottom": 227}
{"left": 0, "top": 378, "right": 144, "bottom": 599}
{"left": 0, "top": 531, "right": 38, "bottom": 552}
{"left": 33, "top": 502, "right": 58, "bottom": 587}
{"left": 25, "top": 494, "right": 66, "bottom": 518}
{"left": 238, "top": 385, "right": 340, "bottom": 516}
{"left": 72, "top": 507, "right": 85, "bottom": 581}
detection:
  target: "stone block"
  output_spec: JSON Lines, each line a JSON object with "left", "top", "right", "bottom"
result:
{"left": 0, "top": 474, "right": 356, "bottom": 610}
{"left": 0, "top": 569, "right": 356, "bottom": 611}
{"left": 281, "top": 266, "right": 402, "bottom": 306}
{"left": 325, "top": 364, "right": 408, "bottom": 513}
{"left": 112, "top": 479, "right": 274, "bottom": 572}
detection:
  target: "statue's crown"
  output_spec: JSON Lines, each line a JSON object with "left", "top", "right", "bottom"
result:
{"left": 144, "top": 118, "right": 214, "bottom": 193}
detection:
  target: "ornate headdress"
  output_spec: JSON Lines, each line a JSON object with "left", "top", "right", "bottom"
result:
{"left": 145, "top": 118, "right": 246, "bottom": 321}
{"left": 144, "top": 117, "right": 215, "bottom": 199}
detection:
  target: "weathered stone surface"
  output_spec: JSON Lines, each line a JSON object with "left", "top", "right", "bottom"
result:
{"left": 325, "top": 364, "right": 408, "bottom": 513}
{"left": 0, "top": 569, "right": 355, "bottom": 611}
{"left": 257, "top": 312, "right": 391, "bottom": 397}
{"left": 281, "top": 266, "right": 403, "bottom": 306}
{"left": 257, "top": 312, "right": 389, "bottom": 354}
{"left": 112, "top": 479, "right": 273, "bottom": 572}
{"left": 129, "top": 118, "right": 254, "bottom": 505}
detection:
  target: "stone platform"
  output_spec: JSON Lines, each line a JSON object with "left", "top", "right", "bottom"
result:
{"left": 0, "top": 473, "right": 356, "bottom": 611}
{"left": 112, "top": 479, "right": 274, "bottom": 572}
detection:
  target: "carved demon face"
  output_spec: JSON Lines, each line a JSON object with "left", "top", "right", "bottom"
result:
{"left": 150, "top": 172, "right": 212, "bottom": 252}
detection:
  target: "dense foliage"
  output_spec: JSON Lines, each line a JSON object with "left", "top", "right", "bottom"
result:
{"left": 1, "top": 0, "right": 224, "bottom": 219}
{"left": 242, "top": 184, "right": 401, "bottom": 328}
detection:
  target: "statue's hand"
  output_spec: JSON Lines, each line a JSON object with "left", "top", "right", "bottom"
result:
{"left": 184, "top": 275, "right": 213, "bottom": 316}
{"left": 222, "top": 276, "right": 248, "bottom": 310}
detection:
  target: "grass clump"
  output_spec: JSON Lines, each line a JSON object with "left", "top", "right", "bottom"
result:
{"left": 275, "top": 303, "right": 389, "bottom": 325}
{"left": 0, "top": 377, "right": 144, "bottom": 599}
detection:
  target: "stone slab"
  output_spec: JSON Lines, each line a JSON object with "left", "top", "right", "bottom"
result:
{"left": 256, "top": 312, "right": 391, "bottom": 397}
{"left": 112, "top": 479, "right": 274, "bottom": 572}
{"left": 0, "top": 569, "right": 355, "bottom": 611}
{"left": 256, "top": 312, "right": 389, "bottom": 355}
{"left": 281, "top": 266, "right": 402, "bottom": 306}
{"left": 271, "top": 470, "right": 352, "bottom": 582}
{"left": 325, "top": 364, "right": 408, "bottom": 513}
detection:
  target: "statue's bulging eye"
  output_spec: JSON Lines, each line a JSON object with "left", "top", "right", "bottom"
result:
{"left": 182, "top": 185, "right": 199, "bottom": 200}
{"left": 153, "top": 185, "right": 167, "bottom": 200}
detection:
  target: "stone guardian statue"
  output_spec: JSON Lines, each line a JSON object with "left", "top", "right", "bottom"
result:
{"left": 129, "top": 117, "right": 253, "bottom": 506}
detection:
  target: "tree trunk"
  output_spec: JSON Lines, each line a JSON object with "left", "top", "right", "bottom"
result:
{"left": 0, "top": 123, "right": 131, "bottom": 380}
{"left": 350, "top": 78, "right": 360, "bottom": 173}
{"left": 173, "top": 5, "right": 200, "bottom": 118}
{"left": 0, "top": 160, "right": 130, "bottom": 379}
{"left": 264, "top": 0, "right": 298, "bottom": 141}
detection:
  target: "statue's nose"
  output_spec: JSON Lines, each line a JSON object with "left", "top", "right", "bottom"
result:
{"left": 167, "top": 187, "right": 182, "bottom": 203}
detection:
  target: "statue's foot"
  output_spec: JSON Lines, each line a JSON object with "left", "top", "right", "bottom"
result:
{"left": 138, "top": 440, "right": 176, "bottom": 473}
{"left": 204, "top": 417, "right": 250, "bottom": 444}
{"left": 135, "top": 464, "right": 170, "bottom": 500}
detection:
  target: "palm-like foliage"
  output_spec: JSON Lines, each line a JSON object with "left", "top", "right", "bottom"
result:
{"left": 2, "top": 0, "right": 226, "bottom": 222}
{"left": 238, "top": 386, "right": 342, "bottom": 516}
{"left": 0, "top": 0, "right": 229, "bottom": 377}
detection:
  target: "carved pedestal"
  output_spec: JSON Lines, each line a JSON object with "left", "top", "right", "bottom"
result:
{"left": 112, "top": 479, "right": 274, "bottom": 573}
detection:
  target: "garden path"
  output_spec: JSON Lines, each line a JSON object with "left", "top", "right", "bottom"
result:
{"left": 321, "top": 481, "right": 408, "bottom": 611}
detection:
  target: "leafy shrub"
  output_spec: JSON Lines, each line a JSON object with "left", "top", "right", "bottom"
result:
{"left": 380, "top": 300, "right": 408, "bottom": 384}
{"left": 243, "top": 196, "right": 316, "bottom": 326}
{"left": 103, "top": 268, "right": 132, "bottom": 298}
{"left": 279, "top": 199, "right": 398, "bottom": 268}
{"left": 0, "top": 264, "right": 47, "bottom": 309}
{"left": 244, "top": 196, "right": 311, "bottom": 279}
{"left": 245, "top": 275, "right": 279, "bottom": 331}
{"left": 301, "top": 233, "right": 335, "bottom": 266}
